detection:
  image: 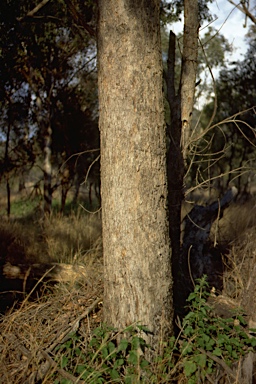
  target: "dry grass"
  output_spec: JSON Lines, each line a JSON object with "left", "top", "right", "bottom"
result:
{"left": 0, "top": 196, "right": 104, "bottom": 383}
{"left": 211, "top": 199, "right": 256, "bottom": 245}
{"left": 43, "top": 211, "right": 102, "bottom": 264}
{"left": 0, "top": 210, "right": 102, "bottom": 265}
{"left": 222, "top": 228, "right": 256, "bottom": 301}
{"left": 1, "top": 193, "right": 256, "bottom": 382}
{"left": 0, "top": 276, "right": 103, "bottom": 383}
{"left": 209, "top": 197, "right": 256, "bottom": 321}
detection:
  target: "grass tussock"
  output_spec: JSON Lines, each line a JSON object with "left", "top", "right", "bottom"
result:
{"left": 211, "top": 198, "right": 256, "bottom": 245}
{"left": 43, "top": 211, "right": 102, "bottom": 264}
{"left": 209, "top": 197, "right": 256, "bottom": 327}
{"left": 0, "top": 210, "right": 102, "bottom": 265}
{"left": 1, "top": 193, "right": 256, "bottom": 382}
{"left": 1, "top": 276, "right": 255, "bottom": 384}
{"left": 0, "top": 277, "right": 104, "bottom": 384}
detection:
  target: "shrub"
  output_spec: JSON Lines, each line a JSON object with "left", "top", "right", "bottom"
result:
{"left": 52, "top": 276, "right": 256, "bottom": 383}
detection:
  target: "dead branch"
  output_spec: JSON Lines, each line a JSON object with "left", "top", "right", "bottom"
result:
{"left": 228, "top": 0, "right": 256, "bottom": 25}
{"left": 17, "top": 0, "right": 51, "bottom": 21}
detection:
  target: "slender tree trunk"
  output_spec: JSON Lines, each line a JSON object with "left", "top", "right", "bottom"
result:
{"left": 180, "top": 0, "right": 199, "bottom": 159}
{"left": 43, "top": 123, "right": 52, "bottom": 215}
{"left": 165, "top": 0, "right": 199, "bottom": 318}
{"left": 98, "top": 0, "right": 173, "bottom": 345}
{"left": 165, "top": 31, "right": 184, "bottom": 318}
{"left": 5, "top": 105, "right": 12, "bottom": 217}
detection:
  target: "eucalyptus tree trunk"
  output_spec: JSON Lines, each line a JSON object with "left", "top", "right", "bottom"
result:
{"left": 165, "top": 0, "right": 199, "bottom": 317}
{"left": 5, "top": 106, "right": 11, "bottom": 217}
{"left": 180, "top": 0, "right": 199, "bottom": 159}
{"left": 43, "top": 122, "right": 52, "bottom": 215}
{"left": 97, "top": 0, "right": 173, "bottom": 345}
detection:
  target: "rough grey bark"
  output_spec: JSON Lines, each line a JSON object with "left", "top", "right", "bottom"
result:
{"left": 180, "top": 0, "right": 199, "bottom": 159}
{"left": 97, "top": 0, "right": 173, "bottom": 343}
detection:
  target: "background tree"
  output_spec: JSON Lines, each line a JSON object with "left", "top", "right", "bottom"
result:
{"left": 0, "top": 0, "right": 99, "bottom": 215}
{"left": 190, "top": 26, "right": 256, "bottom": 196}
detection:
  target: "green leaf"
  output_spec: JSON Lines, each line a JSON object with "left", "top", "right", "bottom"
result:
{"left": 187, "top": 292, "right": 197, "bottom": 301}
{"left": 110, "top": 369, "right": 120, "bottom": 380}
{"left": 107, "top": 341, "right": 116, "bottom": 354}
{"left": 131, "top": 336, "right": 141, "bottom": 349}
{"left": 76, "top": 364, "right": 87, "bottom": 374}
{"left": 118, "top": 339, "right": 129, "bottom": 352}
{"left": 102, "top": 346, "right": 108, "bottom": 359}
{"left": 232, "top": 350, "right": 238, "bottom": 359}
{"left": 114, "top": 358, "right": 124, "bottom": 368}
{"left": 60, "top": 356, "right": 69, "bottom": 369}
{"left": 213, "top": 348, "right": 222, "bottom": 356}
{"left": 75, "top": 347, "right": 82, "bottom": 356}
{"left": 184, "top": 360, "right": 197, "bottom": 377}
{"left": 226, "top": 344, "right": 232, "bottom": 355}
{"left": 125, "top": 376, "right": 133, "bottom": 384}
{"left": 140, "top": 359, "right": 149, "bottom": 369}
{"left": 128, "top": 350, "right": 138, "bottom": 365}
{"left": 195, "top": 353, "right": 207, "bottom": 368}
{"left": 237, "top": 315, "right": 247, "bottom": 325}
{"left": 184, "top": 325, "right": 194, "bottom": 336}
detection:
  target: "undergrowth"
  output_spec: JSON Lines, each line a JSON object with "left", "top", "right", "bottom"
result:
{"left": 52, "top": 277, "right": 256, "bottom": 383}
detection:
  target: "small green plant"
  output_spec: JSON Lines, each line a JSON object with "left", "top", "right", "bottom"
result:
{"left": 53, "top": 277, "right": 256, "bottom": 383}
{"left": 53, "top": 324, "right": 151, "bottom": 383}
{"left": 178, "top": 275, "right": 256, "bottom": 383}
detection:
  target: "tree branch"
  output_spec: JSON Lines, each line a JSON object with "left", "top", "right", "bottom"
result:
{"left": 17, "top": 0, "right": 51, "bottom": 21}
{"left": 228, "top": 0, "right": 256, "bottom": 25}
{"left": 180, "top": 0, "right": 199, "bottom": 159}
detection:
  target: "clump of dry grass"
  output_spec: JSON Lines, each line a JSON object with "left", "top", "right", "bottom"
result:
{"left": 43, "top": 211, "right": 102, "bottom": 264}
{"left": 0, "top": 273, "right": 103, "bottom": 384}
{"left": 209, "top": 198, "right": 256, "bottom": 322}
{"left": 211, "top": 198, "right": 256, "bottom": 245}
{"left": 0, "top": 211, "right": 102, "bottom": 265}
{"left": 222, "top": 228, "right": 256, "bottom": 301}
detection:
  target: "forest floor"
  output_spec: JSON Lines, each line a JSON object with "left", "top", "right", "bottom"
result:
{"left": 0, "top": 188, "right": 256, "bottom": 382}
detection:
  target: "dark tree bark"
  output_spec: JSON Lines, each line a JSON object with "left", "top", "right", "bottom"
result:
{"left": 5, "top": 104, "right": 12, "bottom": 217}
{"left": 97, "top": 0, "right": 173, "bottom": 346}
{"left": 165, "top": 0, "right": 199, "bottom": 320}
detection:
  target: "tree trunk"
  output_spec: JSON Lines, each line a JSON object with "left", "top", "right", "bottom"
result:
{"left": 165, "top": 0, "right": 199, "bottom": 320}
{"left": 165, "top": 31, "right": 184, "bottom": 320}
{"left": 97, "top": 0, "right": 173, "bottom": 345}
{"left": 180, "top": 0, "right": 199, "bottom": 159}
{"left": 43, "top": 123, "right": 52, "bottom": 215}
{"left": 5, "top": 105, "right": 12, "bottom": 217}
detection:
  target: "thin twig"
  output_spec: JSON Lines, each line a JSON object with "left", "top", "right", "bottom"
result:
{"left": 17, "top": 0, "right": 51, "bottom": 21}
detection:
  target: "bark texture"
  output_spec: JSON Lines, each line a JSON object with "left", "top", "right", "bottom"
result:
{"left": 98, "top": 0, "right": 173, "bottom": 342}
{"left": 165, "top": 31, "right": 184, "bottom": 321}
{"left": 165, "top": 0, "right": 199, "bottom": 322}
{"left": 180, "top": 0, "right": 199, "bottom": 159}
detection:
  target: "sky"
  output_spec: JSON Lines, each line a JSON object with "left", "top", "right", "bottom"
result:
{"left": 206, "top": 0, "right": 253, "bottom": 61}
{"left": 168, "top": 0, "right": 255, "bottom": 107}
{"left": 171, "top": 0, "right": 254, "bottom": 63}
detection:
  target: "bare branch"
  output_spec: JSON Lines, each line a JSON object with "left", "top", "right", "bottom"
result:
{"left": 228, "top": 0, "right": 256, "bottom": 25}
{"left": 17, "top": 0, "right": 51, "bottom": 21}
